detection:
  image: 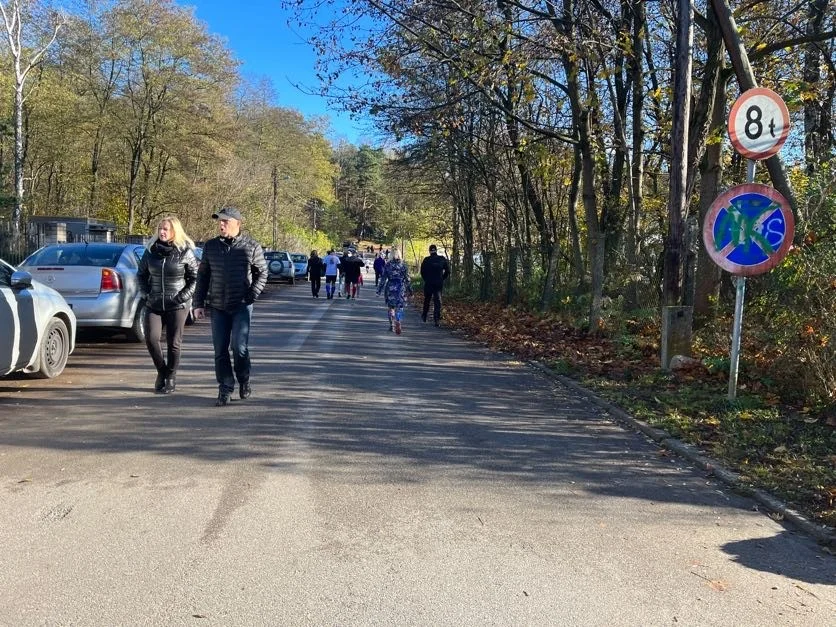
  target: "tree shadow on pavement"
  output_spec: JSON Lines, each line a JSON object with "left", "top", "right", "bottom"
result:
{"left": 721, "top": 531, "right": 836, "bottom": 585}
{"left": 1, "top": 286, "right": 834, "bottom": 586}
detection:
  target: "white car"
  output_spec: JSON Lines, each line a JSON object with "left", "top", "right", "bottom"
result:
{"left": 0, "top": 259, "right": 76, "bottom": 378}
{"left": 264, "top": 251, "right": 296, "bottom": 284}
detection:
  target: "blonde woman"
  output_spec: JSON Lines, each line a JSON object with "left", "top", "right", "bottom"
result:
{"left": 137, "top": 216, "right": 199, "bottom": 393}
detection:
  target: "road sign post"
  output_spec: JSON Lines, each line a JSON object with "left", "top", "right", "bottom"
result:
{"left": 703, "top": 181, "right": 794, "bottom": 400}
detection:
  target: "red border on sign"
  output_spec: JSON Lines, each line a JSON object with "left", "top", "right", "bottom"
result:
{"left": 702, "top": 183, "right": 795, "bottom": 277}
{"left": 728, "top": 87, "right": 790, "bottom": 160}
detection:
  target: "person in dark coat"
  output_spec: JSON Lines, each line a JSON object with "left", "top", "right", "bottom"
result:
{"left": 373, "top": 252, "right": 386, "bottom": 287}
{"left": 137, "top": 216, "right": 199, "bottom": 394}
{"left": 420, "top": 244, "right": 450, "bottom": 326}
{"left": 341, "top": 249, "right": 364, "bottom": 299}
{"left": 192, "top": 207, "right": 268, "bottom": 406}
{"left": 307, "top": 250, "right": 324, "bottom": 298}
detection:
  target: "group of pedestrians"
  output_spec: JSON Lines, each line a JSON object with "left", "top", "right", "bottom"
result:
{"left": 137, "top": 207, "right": 449, "bottom": 404}
{"left": 309, "top": 249, "right": 365, "bottom": 300}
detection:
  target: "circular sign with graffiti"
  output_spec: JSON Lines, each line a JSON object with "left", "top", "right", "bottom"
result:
{"left": 703, "top": 183, "right": 795, "bottom": 276}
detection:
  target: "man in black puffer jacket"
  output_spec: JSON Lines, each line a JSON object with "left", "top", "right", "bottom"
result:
{"left": 193, "top": 207, "right": 268, "bottom": 406}
{"left": 420, "top": 244, "right": 450, "bottom": 326}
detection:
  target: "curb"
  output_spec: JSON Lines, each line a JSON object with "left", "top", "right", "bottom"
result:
{"left": 528, "top": 360, "right": 836, "bottom": 548}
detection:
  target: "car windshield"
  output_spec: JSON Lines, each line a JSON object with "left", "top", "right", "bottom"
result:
{"left": 24, "top": 244, "right": 123, "bottom": 267}
{"left": 291, "top": 254, "right": 307, "bottom": 262}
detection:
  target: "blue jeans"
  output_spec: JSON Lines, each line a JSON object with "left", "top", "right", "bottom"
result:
{"left": 209, "top": 305, "right": 253, "bottom": 394}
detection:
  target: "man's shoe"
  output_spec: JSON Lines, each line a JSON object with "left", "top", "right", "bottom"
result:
{"left": 239, "top": 382, "right": 251, "bottom": 400}
{"left": 421, "top": 313, "right": 427, "bottom": 323}
{"left": 215, "top": 392, "right": 231, "bottom": 407}
{"left": 434, "top": 319, "right": 440, "bottom": 327}
{"left": 163, "top": 374, "right": 176, "bottom": 394}
{"left": 154, "top": 372, "right": 165, "bottom": 394}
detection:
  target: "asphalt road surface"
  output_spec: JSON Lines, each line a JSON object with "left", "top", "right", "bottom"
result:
{"left": 1, "top": 280, "right": 834, "bottom": 626}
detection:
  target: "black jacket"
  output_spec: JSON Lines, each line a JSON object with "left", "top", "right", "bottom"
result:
{"left": 420, "top": 253, "right": 450, "bottom": 288}
{"left": 307, "top": 255, "right": 324, "bottom": 279}
{"left": 193, "top": 234, "right": 267, "bottom": 312}
{"left": 137, "top": 241, "right": 199, "bottom": 313}
{"left": 341, "top": 255, "right": 364, "bottom": 282}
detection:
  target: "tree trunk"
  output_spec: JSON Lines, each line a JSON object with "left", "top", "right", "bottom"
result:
{"left": 12, "top": 66, "right": 24, "bottom": 243}
{"left": 803, "top": 0, "right": 831, "bottom": 171}
{"left": 625, "top": 0, "right": 646, "bottom": 310}
{"left": 710, "top": 0, "right": 797, "bottom": 213}
{"left": 567, "top": 145, "right": 584, "bottom": 289}
{"left": 662, "top": 0, "right": 693, "bottom": 307}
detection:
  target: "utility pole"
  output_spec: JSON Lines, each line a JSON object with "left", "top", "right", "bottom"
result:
{"left": 271, "top": 165, "right": 278, "bottom": 250}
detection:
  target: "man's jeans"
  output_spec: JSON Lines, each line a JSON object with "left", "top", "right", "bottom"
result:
{"left": 209, "top": 305, "right": 253, "bottom": 393}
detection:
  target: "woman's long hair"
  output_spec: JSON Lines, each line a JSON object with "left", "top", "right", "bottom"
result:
{"left": 149, "top": 216, "right": 195, "bottom": 251}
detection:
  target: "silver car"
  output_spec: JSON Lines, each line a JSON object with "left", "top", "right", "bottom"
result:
{"left": 20, "top": 242, "right": 148, "bottom": 341}
{"left": 0, "top": 259, "right": 76, "bottom": 378}
{"left": 290, "top": 253, "right": 309, "bottom": 280}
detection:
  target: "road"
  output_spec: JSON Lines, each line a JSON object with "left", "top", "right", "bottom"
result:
{"left": 1, "top": 280, "right": 834, "bottom": 625}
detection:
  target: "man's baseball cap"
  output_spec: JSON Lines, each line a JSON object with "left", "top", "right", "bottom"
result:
{"left": 212, "top": 207, "right": 242, "bottom": 221}
{"left": 429, "top": 244, "right": 437, "bottom": 252}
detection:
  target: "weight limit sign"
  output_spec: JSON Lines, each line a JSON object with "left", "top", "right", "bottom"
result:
{"left": 728, "top": 87, "right": 790, "bottom": 160}
{"left": 703, "top": 183, "right": 795, "bottom": 276}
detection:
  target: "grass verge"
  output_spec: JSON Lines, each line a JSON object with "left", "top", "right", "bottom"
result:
{"left": 442, "top": 298, "right": 836, "bottom": 530}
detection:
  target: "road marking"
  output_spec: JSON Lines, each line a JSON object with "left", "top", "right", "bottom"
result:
{"left": 283, "top": 300, "right": 332, "bottom": 351}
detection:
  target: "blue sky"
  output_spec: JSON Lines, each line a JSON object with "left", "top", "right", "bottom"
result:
{"left": 177, "top": 0, "right": 375, "bottom": 145}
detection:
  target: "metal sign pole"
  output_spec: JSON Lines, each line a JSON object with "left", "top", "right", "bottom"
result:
{"left": 728, "top": 275, "right": 746, "bottom": 400}
{"left": 727, "top": 159, "right": 757, "bottom": 400}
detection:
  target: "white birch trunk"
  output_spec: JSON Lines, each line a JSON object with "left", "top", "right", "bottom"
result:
{"left": 0, "top": 0, "right": 63, "bottom": 242}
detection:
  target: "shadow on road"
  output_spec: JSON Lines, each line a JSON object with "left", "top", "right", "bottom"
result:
{"left": 2, "top": 284, "right": 834, "bottom": 585}
{"left": 722, "top": 531, "right": 835, "bottom": 585}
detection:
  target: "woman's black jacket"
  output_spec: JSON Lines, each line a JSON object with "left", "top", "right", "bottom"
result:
{"left": 137, "top": 241, "right": 199, "bottom": 313}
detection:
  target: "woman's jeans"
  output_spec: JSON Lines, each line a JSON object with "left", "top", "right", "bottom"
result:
{"left": 144, "top": 307, "right": 189, "bottom": 375}
{"left": 209, "top": 305, "right": 253, "bottom": 393}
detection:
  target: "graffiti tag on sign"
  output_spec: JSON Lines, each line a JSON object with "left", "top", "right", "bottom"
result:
{"left": 703, "top": 184, "right": 794, "bottom": 276}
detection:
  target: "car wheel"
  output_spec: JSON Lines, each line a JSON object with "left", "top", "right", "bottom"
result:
{"left": 34, "top": 317, "right": 70, "bottom": 379}
{"left": 268, "top": 260, "right": 285, "bottom": 275}
{"left": 130, "top": 305, "right": 147, "bottom": 342}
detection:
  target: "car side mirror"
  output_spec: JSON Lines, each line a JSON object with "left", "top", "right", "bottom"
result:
{"left": 11, "top": 270, "right": 33, "bottom": 289}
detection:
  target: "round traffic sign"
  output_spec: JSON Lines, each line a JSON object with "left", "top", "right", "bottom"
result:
{"left": 728, "top": 87, "right": 790, "bottom": 160}
{"left": 703, "top": 183, "right": 794, "bottom": 276}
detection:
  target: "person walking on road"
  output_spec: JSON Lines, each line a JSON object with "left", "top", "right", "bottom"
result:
{"left": 373, "top": 252, "right": 386, "bottom": 287}
{"left": 307, "top": 250, "right": 324, "bottom": 298}
{"left": 323, "top": 250, "right": 341, "bottom": 299}
{"left": 377, "top": 248, "right": 412, "bottom": 334}
{"left": 137, "top": 216, "right": 199, "bottom": 394}
{"left": 192, "top": 207, "right": 267, "bottom": 407}
{"left": 420, "top": 244, "right": 450, "bottom": 327}
{"left": 341, "top": 249, "right": 363, "bottom": 299}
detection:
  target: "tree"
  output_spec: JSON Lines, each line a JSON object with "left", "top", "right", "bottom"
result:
{"left": 0, "top": 0, "right": 63, "bottom": 242}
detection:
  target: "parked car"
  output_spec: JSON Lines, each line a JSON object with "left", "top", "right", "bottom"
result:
{"left": 264, "top": 251, "right": 295, "bottom": 284}
{"left": 290, "top": 253, "right": 309, "bottom": 280}
{"left": 19, "top": 242, "right": 148, "bottom": 341}
{"left": 0, "top": 258, "right": 76, "bottom": 378}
